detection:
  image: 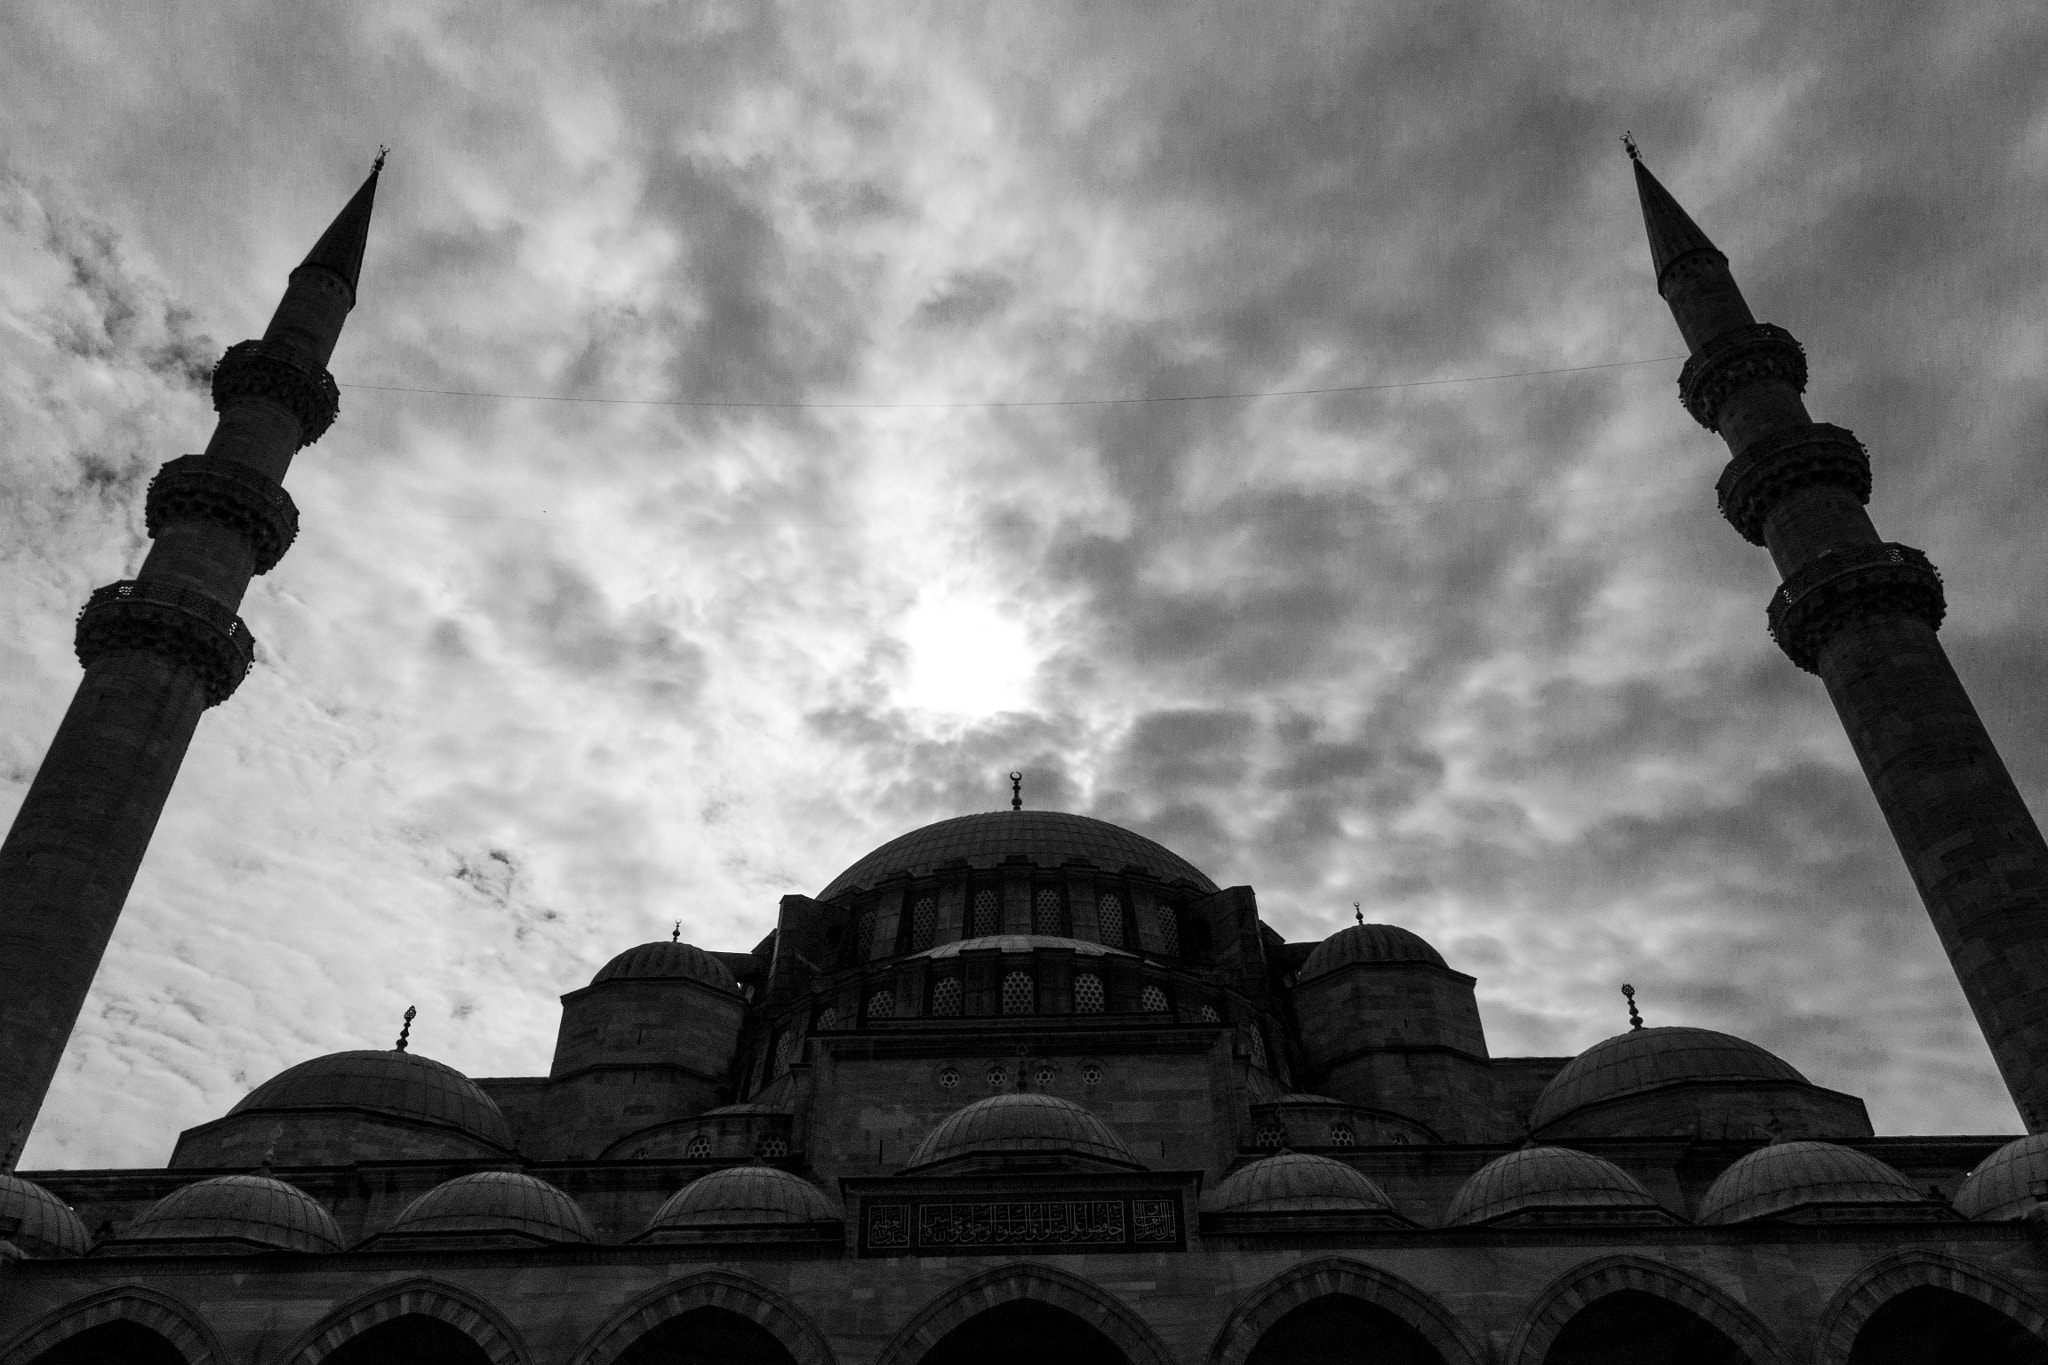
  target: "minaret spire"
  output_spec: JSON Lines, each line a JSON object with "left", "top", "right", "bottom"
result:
{"left": 0, "top": 158, "right": 384, "bottom": 1158}
{"left": 1630, "top": 145, "right": 2048, "bottom": 1133}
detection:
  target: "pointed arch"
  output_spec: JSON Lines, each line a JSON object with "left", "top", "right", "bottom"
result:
{"left": 1816, "top": 1249, "right": 2048, "bottom": 1365}
{"left": 876, "top": 1261, "right": 1173, "bottom": 1365}
{"left": 275, "top": 1277, "right": 527, "bottom": 1365}
{"left": 1508, "top": 1254, "right": 1790, "bottom": 1365}
{"left": 0, "top": 1286, "right": 222, "bottom": 1365}
{"left": 571, "top": 1269, "right": 835, "bottom": 1365}
{"left": 1209, "top": 1256, "right": 1484, "bottom": 1365}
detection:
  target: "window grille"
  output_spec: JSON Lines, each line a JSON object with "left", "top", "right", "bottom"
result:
{"left": 1246, "top": 1026, "right": 1270, "bottom": 1070}
{"left": 1328, "top": 1124, "right": 1356, "bottom": 1146}
{"left": 1082, "top": 1063, "right": 1103, "bottom": 1086}
{"left": 755, "top": 1134, "right": 788, "bottom": 1158}
{"left": 986, "top": 1064, "right": 1007, "bottom": 1088}
{"left": 867, "top": 989, "right": 895, "bottom": 1020}
{"left": 1255, "top": 1123, "right": 1286, "bottom": 1149}
{"left": 1097, "top": 893, "right": 1124, "bottom": 947}
{"left": 1034, "top": 886, "right": 1063, "bottom": 934}
{"left": 1158, "top": 907, "right": 1182, "bottom": 956}
{"left": 773, "top": 1031, "right": 796, "bottom": 1074}
{"left": 1141, "top": 984, "right": 1169, "bottom": 1013}
{"left": 815, "top": 1007, "right": 838, "bottom": 1031}
{"left": 910, "top": 895, "right": 937, "bottom": 951}
{"left": 1199, "top": 1004, "right": 1221, "bottom": 1023}
{"left": 1002, "top": 970, "right": 1035, "bottom": 1015}
{"left": 930, "top": 977, "right": 963, "bottom": 1017}
{"left": 938, "top": 1066, "right": 960, "bottom": 1090}
{"left": 684, "top": 1135, "right": 710, "bottom": 1159}
{"left": 972, "top": 888, "right": 1000, "bottom": 936}
{"left": 1073, "top": 973, "right": 1106, "bottom": 1014}
{"left": 855, "top": 907, "right": 877, "bottom": 957}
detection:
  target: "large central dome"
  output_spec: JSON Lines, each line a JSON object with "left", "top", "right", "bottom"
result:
{"left": 818, "top": 810, "right": 1217, "bottom": 901}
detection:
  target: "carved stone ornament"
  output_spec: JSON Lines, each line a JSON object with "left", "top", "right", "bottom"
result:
{"left": 210, "top": 338, "right": 340, "bottom": 448}
{"left": 144, "top": 454, "right": 300, "bottom": 574}
{"left": 74, "top": 579, "right": 256, "bottom": 707}
{"left": 1767, "top": 542, "right": 1945, "bottom": 673}
{"left": 1678, "top": 322, "right": 1808, "bottom": 432}
{"left": 1715, "top": 422, "right": 1872, "bottom": 546}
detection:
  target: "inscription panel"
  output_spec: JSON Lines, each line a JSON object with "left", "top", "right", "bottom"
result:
{"left": 860, "top": 1193, "right": 1184, "bottom": 1255}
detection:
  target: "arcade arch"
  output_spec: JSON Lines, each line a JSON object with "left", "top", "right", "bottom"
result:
{"left": 875, "top": 1263, "right": 1173, "bottom": 1365}
{"left": 572, "top": 1271, "right": 834, "bottom": 1365}
{"left": 276, "top": 1279, "right": 523, "bottom": 1365}
{"left": 1210, "top": 1258, "right": 1482, "bottom": 1365}
{"left": 1509, "top": 1256, "right": 1788, "bottom": 1365}
{"left": 1818, "top": 1251, "right": 2048, "bottom": 1365}
{"left": 1, "top": 1289, "right": 220, "bottom": 1365}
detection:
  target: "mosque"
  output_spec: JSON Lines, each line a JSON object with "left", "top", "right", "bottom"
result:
{"left": 5, "top": 149, "right": 2048, "bottom": 1363}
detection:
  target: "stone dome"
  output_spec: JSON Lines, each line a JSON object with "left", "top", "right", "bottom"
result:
{"left": 905, "top": 1093, "right": 1141, "bottom": 1171}
{"left": 0, "top": 1173, "right": 90, "bottom": 1258}
{"left": 1697, "top": 1141, "right": 1929, "bottom": 1224}
{"left": 228, "top": 1049, "right": 513, "bottom": 1151}
{"left": 818, "top": 810, "right": 1217, "bottom": 901}
{"left": 1444, "top": 1146, "right": 1670, "bottom": 1226}
{"left": 646, "top": 1165, "right": 839, "bottom": 1229}
{"left": 1208, "top": 1152, "right": 1398, "bottom": 1214}
{"left": 381, "top": 1171, "right": 594, "bottom": 1245}
{"left": 910, "top": 934, "right": 1135, "bottom": 961}
{"left": 592, "top": 940, "right": 739, "bottom": 991}
{"left": 1299, "top": 923, "right": 1446, "bottom": 980}
{"left": 1952, "top": 1133, "right": 2048, "bottom": 1220}
{"left": 1529, "top": 1027, "right": 1807, "bottom": 1131}
{"left": 116, "top": 1175, "right": 343, "bottom": 1253}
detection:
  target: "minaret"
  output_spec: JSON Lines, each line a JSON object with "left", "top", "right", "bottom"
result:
{"left": 0, "top": 157, "right": 384, "bottom": 1164}
{"left": 1628, "top": 139, "right": 2048, "bottom": 1132}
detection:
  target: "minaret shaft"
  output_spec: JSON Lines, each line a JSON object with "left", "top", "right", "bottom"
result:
{"left": 0, "top": 167, "right": 378, "bottom": 1163}
{"left": 1637, "top": 155, "right": 2048, "bottom": 1131}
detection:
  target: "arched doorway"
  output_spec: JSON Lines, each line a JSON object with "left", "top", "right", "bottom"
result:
{"left": 25, "top": 1322, "right": 188, "bottom": 1365}
{"left": 319, "top": 1316, "right": 497, "bottom": 1365}
{"left": 612, "top": 1307, "right": 800, "bottom": 1365}
{"left": 1844, "top": 1286, "right": 2048, "bottom": 1365}
{"left": 1244, "top": 1294, "right": 1446, "bottom": 1365}
{"left": 1543, "top": 1290, "right": 1750, "bottom": 1365}
{"left": 919, "top": 1301, "right": 1127, "bottom": 1365}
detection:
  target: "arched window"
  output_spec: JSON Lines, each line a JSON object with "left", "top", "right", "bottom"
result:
{"left": 772, "top": 1030, "right": 797, "bottom": 1074}
{"left": 930, "top": 976, "right": 963, "bottom": 1016}
{"left": 910, "top": 895, "right": 937, "bottom": 951}
{"left": 755, "top": 1134, "right": 788, "bottom": 1158}
{"left": 1254, "top": 1122, "right": 1286, "bottom": 1148}
{"left": 972, "top": 887, "right": 1001, "bottom": 936}
{"left": 1097, "top": 892, "right": 1125, "bottom": 947}
{"left": 1002, "top": 970, "right": 1036, "bottom": 1014}
{"left": 1157, "top": 906, "right": 1182, "bottom": 956}
{"left": 1328, "top": 1124, "right": 1355, "bottom": 1146}
{"left": 867, "top": 988, "right": 895, "bottom": 1020}
{"left": 1073, "top": 973, "right": 1106, "bottom": 1013}
{"left": 854, "top": 907, "right": 877, "bottom": 958}
{"left": 1248, "top": 1026, "right": 1270, "bottom": 1070}
{"left": 814, "top": 1007, "right": 838, "bottom": 1031}
{"left": 1141, "top": 984, "right": 1169, "bottom": 1013}
{"left": 684, "top": 1134, "right": 711, "bottom": 1158}
{"left": 1034, "top": 886, "right": 1064, "bottom": 934}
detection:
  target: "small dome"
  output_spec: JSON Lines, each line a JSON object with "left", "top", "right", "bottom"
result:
{"left": 1299, "top": 924, "right": 1446, "bottom": 980}
{"left": 905, "top": 1094, "right": 1139, "bottom": 1171}
{"left": 382, "top": 1171, "right": 594, "bottom": 1245}
{"left": 647, "top": 1166, "right": 839, "bottom": 1229}
{"left": 1697, "top": 1141, "right": 1927, "bottom": 1224}
{"left": 1955, "top": 1133, "right": 2048, "bottom": 1220}
{"left": 118, "top": 1175, "right": 343, "bottom": 1253}
{"left": 1530, "top": 1027, "right": 1807, "bottom": 1131}
{"left": 819, "top": 810, "right": 1217, "bottom": 901}
{"left": 0, "top": 1173, "right": 90, "bottom": 1257}
{"left": 592, "top": 941, "right": 739, "bottom": 991}
{"left": 1209, "top": 1152, "right": 1397, "bottom": 1214}
{"left": 1445, "top": 1147, "right": 1669, "bottom": 1226}
{"left": 229, "top": 1049, "right": 513, "bottom": 1150}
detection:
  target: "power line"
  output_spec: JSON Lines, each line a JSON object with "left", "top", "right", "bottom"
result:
{"left": 339, "top": 354, "right": 1688, "bottom": 412}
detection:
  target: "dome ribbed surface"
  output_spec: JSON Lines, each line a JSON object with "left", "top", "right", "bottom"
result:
{"left": 1299, "top": 924, "right": 1446, "bottom": 979}
{"left": 1955, "top": 1133, "right": 2048, "bottom": 1220}
{"left": 592, "top": 940, "right": 739, "bottom": 990}
{"left": 1697, "top": 1141, "right": 1925, "bottom": 1224}
{"left": 384, "top": 1171, "right": 594, "bottom": 1244}
{"left": 819, "top": 811, "right": 1217, "bottom": 901}
{"left": 0, "top": 1173, "right": 90, "bottom": 1257}
{"left": 1531, "top": 1027, "right": 1807, "bottom": 1130}
{"left": 907, "top": 1093, "right": 1139, "bottom": 1170}
{"left": 229, "top": 1050, "right": 512, "bottom": 1150}
{"left": 648, "top": 1166, "right": 839, "bottom": 1228}
{"left": 1210, "top": 1152, "right": 1396, "bottom": 1213}
{"left": 1445, "top": 1146, "right": 1666, "bottom": 1225}
{"left": 120, "top": 1175, "right": 343, "bottom": 1252}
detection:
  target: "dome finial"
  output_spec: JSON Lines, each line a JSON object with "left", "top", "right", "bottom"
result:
{"left": 1621, "top": 983, "right": 1643, "bottom": 1030}
{"left": 1009, "top": 771, "right": 1023, "bottom": 811}
{"left": 1353, "top": 902, "right": 1363, "bottom": 926}
{"left": 672, "top": 921, "right": 681, "bottom": 943}
{"left": 394, "top": 1004, "right": 417, "bottom": 1052}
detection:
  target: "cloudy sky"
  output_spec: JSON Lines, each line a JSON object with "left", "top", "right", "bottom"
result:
{"left": 4, "top": 3, "right": 2046, "bottom": 1168}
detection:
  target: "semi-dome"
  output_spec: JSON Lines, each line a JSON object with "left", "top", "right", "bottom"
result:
{"left": 1299, "top": 923, "right": 1447, "bottom": 980}
{"left": 228, "top": 1049, "right": 513, "bottom": 1151}
{"left": 1530, "top": 1027, "right": 1808, "bottom": 1131}
{"left": 378, "top": 1171, "right": 594, "bottom": 1246}
{"left": 818, "top": 810, "right": 1217, "bottom": 901}
{"left": 645, "top": 1165, "right": 839, "bottom": 1230}
{"left": 0, "top": 1173, "right": 90, "bottom": 1258}
{"left": 1697, "top": 1141, "right": 1931, "bottom": 1224}
{"left": 1208, "top": 1151, "right": 1399, "bottom": 1214}
{"left": 1955, "top": 1133, "right": 2048, "bottom": 1220}
{"left": 592, "top": 940, "right": 739, "bottom": 991}
{"left": 1444, "top": 1146, "right": 1672, "bottom": 1226}
{"left": 905, "top": 1093, "right": 1141, "bottom": 1172}
{"left": 114, "top": 1175, "right": 343, "bottom": 1253}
